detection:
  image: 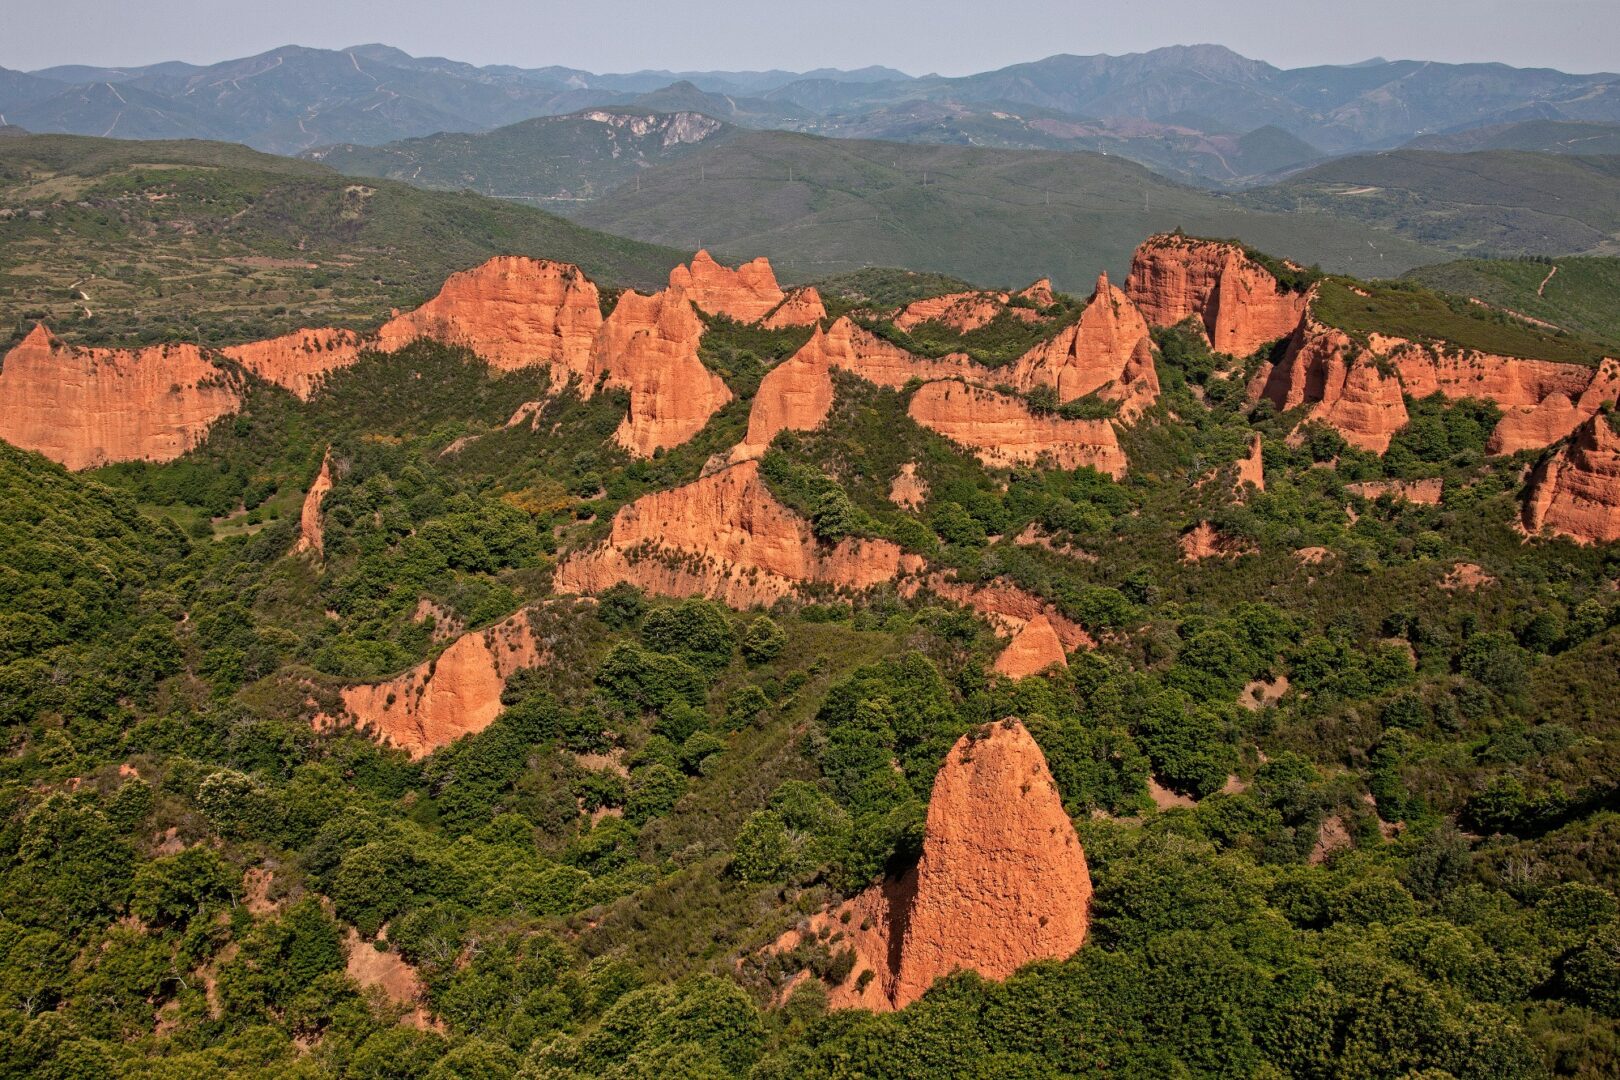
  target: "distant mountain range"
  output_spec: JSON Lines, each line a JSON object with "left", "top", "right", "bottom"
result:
{"left": 4, "top": 43, "right": 1620, "bottom": 186}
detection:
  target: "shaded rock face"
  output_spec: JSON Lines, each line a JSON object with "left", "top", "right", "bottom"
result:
{"left": 1126, "top": 234, "right": 1308, "bottom": 358}
{"left": 593, "top": 288, "right": 732, "bottom": 457}
{"left": 1011, "top": 273, "right": 1159, "bottom": 421}
{"left": 669, "top": 249, "right": 786, "bottom": 323}
{"left": 552, "top": 460, "right": 925, "bottom": 608}
{"left": 1252, "top": 317, "right": 1409, "bottom": 454}
{"left": 1180, "top": 521, "right": 1254, "bottom": 562}
{"left": 223, "top": 328, "right": 366, "bottom": 400}
{"left": 293, "top": 449, "right": 334, "bottom": 557}
{"left": 1522, "top": 415, "right": 1620, "bottom": 544}
{"left": 893, "top": 279, "right": 1052, "bottom": 334}
{"left": 0, "top": 324, "right": 243, "bottom": 470}
{"left": 333, "top": 609, "right": 545, "bottom": 758}
{"left": 819, "top": 719, "right": 1091, "bottom": 1011}
{"left": 377, "top": 256, "right": 603, "bottom": 374}
{"left": 992, "top": 615, "right": 1068, "bottom": 678}
{"left": 907, "top": 381, "right": 1127, "bottom": 476}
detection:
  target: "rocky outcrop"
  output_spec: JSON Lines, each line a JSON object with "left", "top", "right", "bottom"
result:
{"left": 0, "top": 324, "right": 243, "bottom": 470}
{"left": 1010, "top": 273, "right": 1159, "bottom": 421}
{"left": 552, "top": 460, "right": 924, "bottom": 607}
{"left": 1125, "top": 234, "right": 1308, "bottom": 358}
{"left": 1252, "top": 318, "right": 1409, "bottom": 454}
{"left": 992, "top": 615, "right": 1068, "bottom": 678}
{"left": 593, "top": 288, "right": 732, "bottom": 456}
{"left": 1179, "top": 522, "right": 1254, "bottom": 562}
{"left": 907, "top": 573, "right": 1092, "bottom": 653}
{"left": 1522, "top": 414, "right": 1620, "bottom": 544}
{"left": 889, "top": 462, "right": 929, "bottom": 510}
{"left": 894, "top": 279, "right": 1053, "bottom": 334}
{"left": 907, "top": 381, "right": 1127, "bottom": 476}
{"left": 669, "top": 250, "right": 786, "bottom": 323}
{"left": 224, "top": 328, "right": 365, "bottom": 400}
{"left": 376, "top": 256, "right": 604, "bottom": 375}
{"left": 331, "top": 609, "right": 546, "bottom": 758}
{"left": 1235, "top": 433, "right": 1265, "bottom": 496}
{"left": 763, "top": 286, "right": 827, "bottom": 329}
{"left": 816, "top": 317, "right": 988, "bottom": 388}
{"left": 1346, "top": 478, "right": 1443, "bottom": 504}
{"left": 805, "top": 718, "right": 1090, "bottom": 1011}
{"left": 293, "top": 449, "right": 334, "bottom": 557}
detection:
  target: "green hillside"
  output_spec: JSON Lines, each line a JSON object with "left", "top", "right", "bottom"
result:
{"left": 1244, "top": 150, "right": 1620, "bottom": 257}
{"left": 1402, "top": 255, "right": 1620, "bottom": 354}
{"left": 564, "top": 130, "right": 1445, "bottom": 289}
{"left": 307, "top": 110, "right": 743, "bottom": 204}
{"left": 0, "top": 134, "right": 683, "bottom": 347}
{"left": 1404, "top": 120, "right": 1620, "bottom": 156}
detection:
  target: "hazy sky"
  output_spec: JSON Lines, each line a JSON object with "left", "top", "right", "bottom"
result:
{"left": 4, "top": 0, "right": 1618, "bottom": 75}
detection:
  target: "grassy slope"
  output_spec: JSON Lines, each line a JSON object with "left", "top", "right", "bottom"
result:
{"left": 1401, "top": 255, "right": 1620, "bottom": 354}
{"left": 0, "top": 134, "right": 684, "bottom": 347}
{"left": 565, "top": 130, "right": 1445, "bottom": 290}
{"left": 1244, "top": 149, "right": 1620, "bottom": 257}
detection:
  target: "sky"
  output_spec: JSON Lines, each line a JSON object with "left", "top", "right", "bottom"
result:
{"left": 4, "top": 0, "right": 1618, "bottom": 76}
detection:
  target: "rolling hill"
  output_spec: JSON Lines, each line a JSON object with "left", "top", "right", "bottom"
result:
{"left": 0, "top": 133, "right": 682, "bottom": 346}
{"left": 562, "top": 129, "right": 1443, "bottom": 288}
{"left": 307, "top": 109, "right": 741, "bottom": 203}
{"left": 1242, "top": 149, "right": 1620, "bottom": 256}
{"left": 1402, "top": 255, "right": 1620, "bottom": 353}
{"left": 1405, "top": 119, "right": 1620, "bottom": 155}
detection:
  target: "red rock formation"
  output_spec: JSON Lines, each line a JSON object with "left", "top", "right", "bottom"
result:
{"left": 1125, "top": 234, "right": 1308, "bottom": 358}
{"left": 894, "top": 279, "right": 1055, "bottom": 334}
{"left": 344, "top": 929, "right": 438, "bottom": 1031}
{"left": 807, "top": 718, "right": 1089, "bottom": 1010}
{"left": 1346, "top": 478, "right": 1443, "bottom": 504}
{"left": 376, "top": 256, "right": 603, "bottom": 375}
{"left": 907, "top": 381, "right": 1127, "bottom": 476}
{"left": 818, "top": 317, "right": 988, "bottom": 388}
{"left": 293, "top": 449, "right": 334, "bottom": 557}
{"left": 1252, "top": 318, "right": 1409, "bottom": 454}
{"left": 332, "top": 609, "right": 546, "bottom": 758}
{"left": 593, "top": 288, "right": 732, "bottom": 456}
{"left": 763, "top": 286, "right": 827, "bottom": 329}
{"left": 992, "top": 615, "right": 1068, "bottom": 678}
{"left": 0, "top": 324, "right": 243, "bottom": 469}
{"left": 669, "top": 250, "right": 786, "bottom": 323}
{"left": 224, "top": 328, "right": 365, "bottom": 400}
{"left": 1522, "top": 414, "right": 1620, "bottom": 544}
{"left": 727, "top": 333, "right": 838, "bottom": 463}
{"left": 889, "top": 462, "right": 929, "bottom": 510}
{"left": 1011, "top": 273, "right": 1159, "bottom": 420}
{"left": 1235, "top": 433, "right": 1265, "bottom": 496}
{"left": 1179, "top": 522, "right": 1254, "bottom": 562}
{"left": 907, "top": 573, "right": 1092, "bottom": 652}
{"left": 552, "top": 460, "right": 924, "bottom": 607}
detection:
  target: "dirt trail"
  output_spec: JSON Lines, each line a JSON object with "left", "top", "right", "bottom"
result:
{"left": 1538, "top": 264, "right": 1559, "bottom": 296}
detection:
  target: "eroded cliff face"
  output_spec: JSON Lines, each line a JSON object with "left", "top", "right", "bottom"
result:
{"left": 332, "top": 609, "right": 546, "bottom": 758}
{"left": 905, "top": 573, "right": 1093, "bottom": 654}
{"left": 552, "top": 460, "right": 924, "bottom": 607}
{"left": 1125, "top": 234, "right": 1308, "bottom": 358}
{"left": 593, "top": 288, "right": 732, "bottom": 456}
{"left": 763, "top": 286, "right": 828, "bottom": 329}
{"left": 991, "top": 615, "right": 1069, "bottom": 678}
{"left": 223, "top": 328, "right": 366, "bottom": 400}
{"left": 376, "top": 256, "right": 604, "bottom": 375}
{"left": 907, "top": 381, "right": 1127, "bottom": 476}
{"left": 669, "top": 249, "right": 787, "bottom": 324}
{"left": 804, "top": 718, "right": 1090, "bottom": 1011}
{"left": 0, "top": 324, "right": 244, "bottom": 470}
{"left": 889, "top": 462, "right": 929, "bottom": 510}
{"left": 1011, "top": 273, "right": 1159, "bottom": 421}
{"left": 293, "top": 449, "right": 334, "bottom": 557}
{"left": 1248, "top": 312, "right": 1620, "bottom": 457}
{"left": 1522, "top": 415, "right": 1620, "bottom": 544}
{"left": 893, "top": 279, "right": 1053, "bottom": 334}
{"left": 1236, "top": 433, "right": 1265, "bottom": 497}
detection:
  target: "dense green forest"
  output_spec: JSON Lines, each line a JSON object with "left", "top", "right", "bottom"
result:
{"left": 4, "top": 276, "right": 1620, "bottom": 1080}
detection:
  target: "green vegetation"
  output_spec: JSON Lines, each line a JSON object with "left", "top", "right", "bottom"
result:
{"left": 1402, "top": 255, "right": 1620, "bottom": 354}
{"left": 1244, "top": 150, "right": 1620, "bottom": 257}
{"left": 0, "top": 134, "right": 682, "bottom": 347}
{"left": 1312, "top": 276, "right": 1611, "bottom": 365}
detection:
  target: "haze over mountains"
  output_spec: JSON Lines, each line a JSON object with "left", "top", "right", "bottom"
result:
{"left": 4, "top": 42, "right": 1620, "bottom": 185}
